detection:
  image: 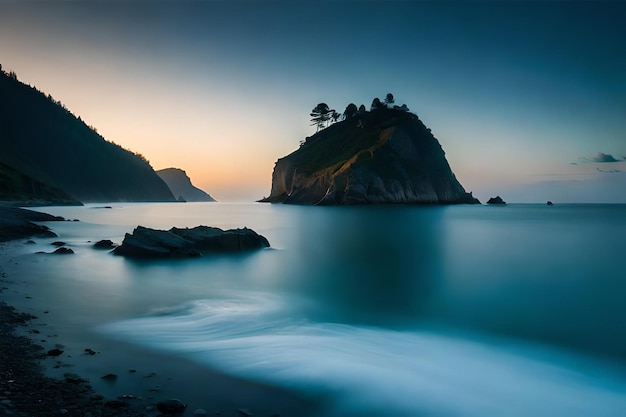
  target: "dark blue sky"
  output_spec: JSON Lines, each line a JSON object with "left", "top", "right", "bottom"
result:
{"left": 1, "top": 1, "right": 625, "bottom": 201}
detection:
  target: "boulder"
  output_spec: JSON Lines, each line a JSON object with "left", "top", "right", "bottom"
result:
{"left": 52, "top": 247, "right": 74, "bottom": 255}
{"left": 113, "top": 225, "right": 270, "bottom": 259}
{"left": 157, "top": 399, "right": 187, "bottom": 414}
{"left": 486, "top": 196, "right": 506, "bottom": 205}
{"left": 93, "top": 239, "right": 117, "bottom": 249}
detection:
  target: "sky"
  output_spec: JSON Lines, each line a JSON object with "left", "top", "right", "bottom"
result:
{"left": 1, "top": 0, "right": 625, "bottom": 203}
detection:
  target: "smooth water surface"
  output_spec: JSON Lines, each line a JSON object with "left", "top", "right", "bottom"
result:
{"left": 5, "top": 202, "right": 626, "bottom": 416}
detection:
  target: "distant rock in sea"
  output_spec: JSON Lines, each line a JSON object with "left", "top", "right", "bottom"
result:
{"left": 156, "top": 168, "right": 216, "bottom": 202}
{"left": 487, "top": 196, "right": 506, "bottom": 205}
{"left": 259, "top": 107, "right": 478, "bottom": 205}
{"left": 113, "top": 225, "right": 269, "bottom": 259}
{"left": 547, "top": 201, "right": 554, "bottom": 206}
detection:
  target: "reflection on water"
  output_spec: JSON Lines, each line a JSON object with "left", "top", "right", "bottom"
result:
{"left": 21, "top": 202, "right": 626, "bottom": 416}
{"left": 283, "top": 205, "right": 445, "bottom": 324}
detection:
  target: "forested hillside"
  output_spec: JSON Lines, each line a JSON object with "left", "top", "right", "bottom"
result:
{"left": 0, "top": 68, "right": 175, "bottom": 203}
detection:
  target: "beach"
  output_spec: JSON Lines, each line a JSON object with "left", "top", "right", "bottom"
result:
{"left": 0, "top": 207, "right": 317, "bottom": 417}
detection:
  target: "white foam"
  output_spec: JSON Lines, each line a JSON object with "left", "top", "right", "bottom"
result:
{"left": 101, "top": 294, "right": 626, "bottom": 417}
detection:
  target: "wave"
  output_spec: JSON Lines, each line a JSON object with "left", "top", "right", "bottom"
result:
{"left": 101, "top": 294, "right": 626, "bottom": 417}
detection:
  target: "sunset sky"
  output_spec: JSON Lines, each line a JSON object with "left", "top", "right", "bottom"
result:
{"left": 1, "top": 1, "right": 625, "bottom": 202}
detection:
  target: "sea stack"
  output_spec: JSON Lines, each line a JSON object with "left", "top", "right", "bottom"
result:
{"left": 260, "top": 107, "right": 479, "bottom": 205}
{"left": 487, "top": 196, "right": 507, "bottom": 205}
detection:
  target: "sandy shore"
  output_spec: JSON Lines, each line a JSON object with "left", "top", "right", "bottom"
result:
{"left": 0, "top": 208, "right": 321, "bottom": 417}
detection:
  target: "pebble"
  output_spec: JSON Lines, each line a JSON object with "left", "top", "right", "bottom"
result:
{"left": 194, "top": 409, "right": 208, "bottom": 416}
{"left": 100, "top": 373, "right": 118, "bottom": 381}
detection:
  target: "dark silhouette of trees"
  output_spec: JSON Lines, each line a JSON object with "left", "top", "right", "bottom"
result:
{"left": 343, "top": 103, "right": 358, "bottom": 119}
{"left": 310, "top": 103, "right": 333, "bottom": 132}
{"left": 306, "top": 94, "right": 414, "bottom": 138}
{"left": 398, "top": 104, "right": 410, "bottom": 112}
{"left": 384, "top": 93, "right": 395, "bottom": 107}
{"left": 370, "top": 97, "right": 384, "bottom": 111}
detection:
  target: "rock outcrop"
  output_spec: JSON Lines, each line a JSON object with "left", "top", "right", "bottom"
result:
{"left": 487, "top": 196, "right": 506, "bottom": 205}
{"left": 259, "top": 109, "right": 479, "bottom": 205}
{"left": 0, "top": 207, "right": 64, "bottom": 242}
{"left": 156, "top": 168, "right": 216, "bottom": 202}
{"left": 113, "top": 225, "right": 270, "bottom": 258}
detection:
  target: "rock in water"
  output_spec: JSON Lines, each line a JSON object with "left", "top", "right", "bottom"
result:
{"left": 487, "top": 196, "right": 506, "bottom": 205}
{"left": 259, "top": 109, "right": 479, "bottom": 205}
{"left": 113, "top": 225, "right": 270, "bottom": 259}
{"left": 93, "top": 239, "right": 117, "bottom": 249}
{"left": 157, "top": 399, "right": 187, "bottom": 414}
{"left": 52, "top": 247, "right": 74, "bottom": 255}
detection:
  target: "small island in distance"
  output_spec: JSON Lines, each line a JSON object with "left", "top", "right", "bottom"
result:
{"left": 156, "top": 168, "right": 216, "bottom": 203}
{"left": 260, "top": 94, "right": 480, "bottom": 205}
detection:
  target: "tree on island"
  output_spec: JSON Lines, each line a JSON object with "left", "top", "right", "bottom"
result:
{"left": 370, "top": 97, "right": 385, "bottom": 111}
{"left": 396, "top": 103, "right": 410, "bottom": 112}
{"left": 343, "top": 103, "right": 358, "bottom": 119}
{"left": 310, "top": 103, "right": 333, "bottom": 132}
{"left": 358, "top": 104, "right": 367, "bottom": 114}
{"left": 384, "top": 93, "right": 395, "bottom": 107}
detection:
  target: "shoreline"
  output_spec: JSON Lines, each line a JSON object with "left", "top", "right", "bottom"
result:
{"left": 0, "top": 210, "right": 321, "bottom": 417}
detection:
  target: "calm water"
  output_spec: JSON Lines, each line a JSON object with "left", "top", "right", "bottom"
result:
{"left": 4, "top": 202, "right": 626, "bottom": 416}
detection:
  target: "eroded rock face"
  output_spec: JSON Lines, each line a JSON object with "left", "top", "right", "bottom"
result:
{"left": 113, "top": 225, "right": 270, "bottom": 259}
{"left": 260, "top": 110, "right": 479, "bottom": 205}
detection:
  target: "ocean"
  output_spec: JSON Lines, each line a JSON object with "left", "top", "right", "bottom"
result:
{"left": 2, "top": 202, "right": 626, "bottom": 416}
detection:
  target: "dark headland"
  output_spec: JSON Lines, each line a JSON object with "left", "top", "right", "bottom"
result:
{"left": 0, "top": 69, "right": 175, "bottom": 204}
{"left": 260, "top": 99, "right": 479, "bottom": 205}
{"left": 156, "top": 168, "right": 216, "bottom": 202}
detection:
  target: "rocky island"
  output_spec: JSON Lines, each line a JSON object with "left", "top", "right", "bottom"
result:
{"left": 260, "top": 95, "right": 479, "bottom": 205}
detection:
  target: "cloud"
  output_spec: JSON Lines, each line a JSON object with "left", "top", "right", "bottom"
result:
{"left": 576, "top": 152, "right": 623, "bottom": 164}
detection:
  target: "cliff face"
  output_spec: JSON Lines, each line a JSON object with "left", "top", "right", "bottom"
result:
{"left": 261, "top": 110, "right": 479, "bottom": 205}
{"left": 0, "top": 71, "right": 175, "bottom": 203}
{"left": 156, "top": 168, "right": 216, "bottom": 202}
